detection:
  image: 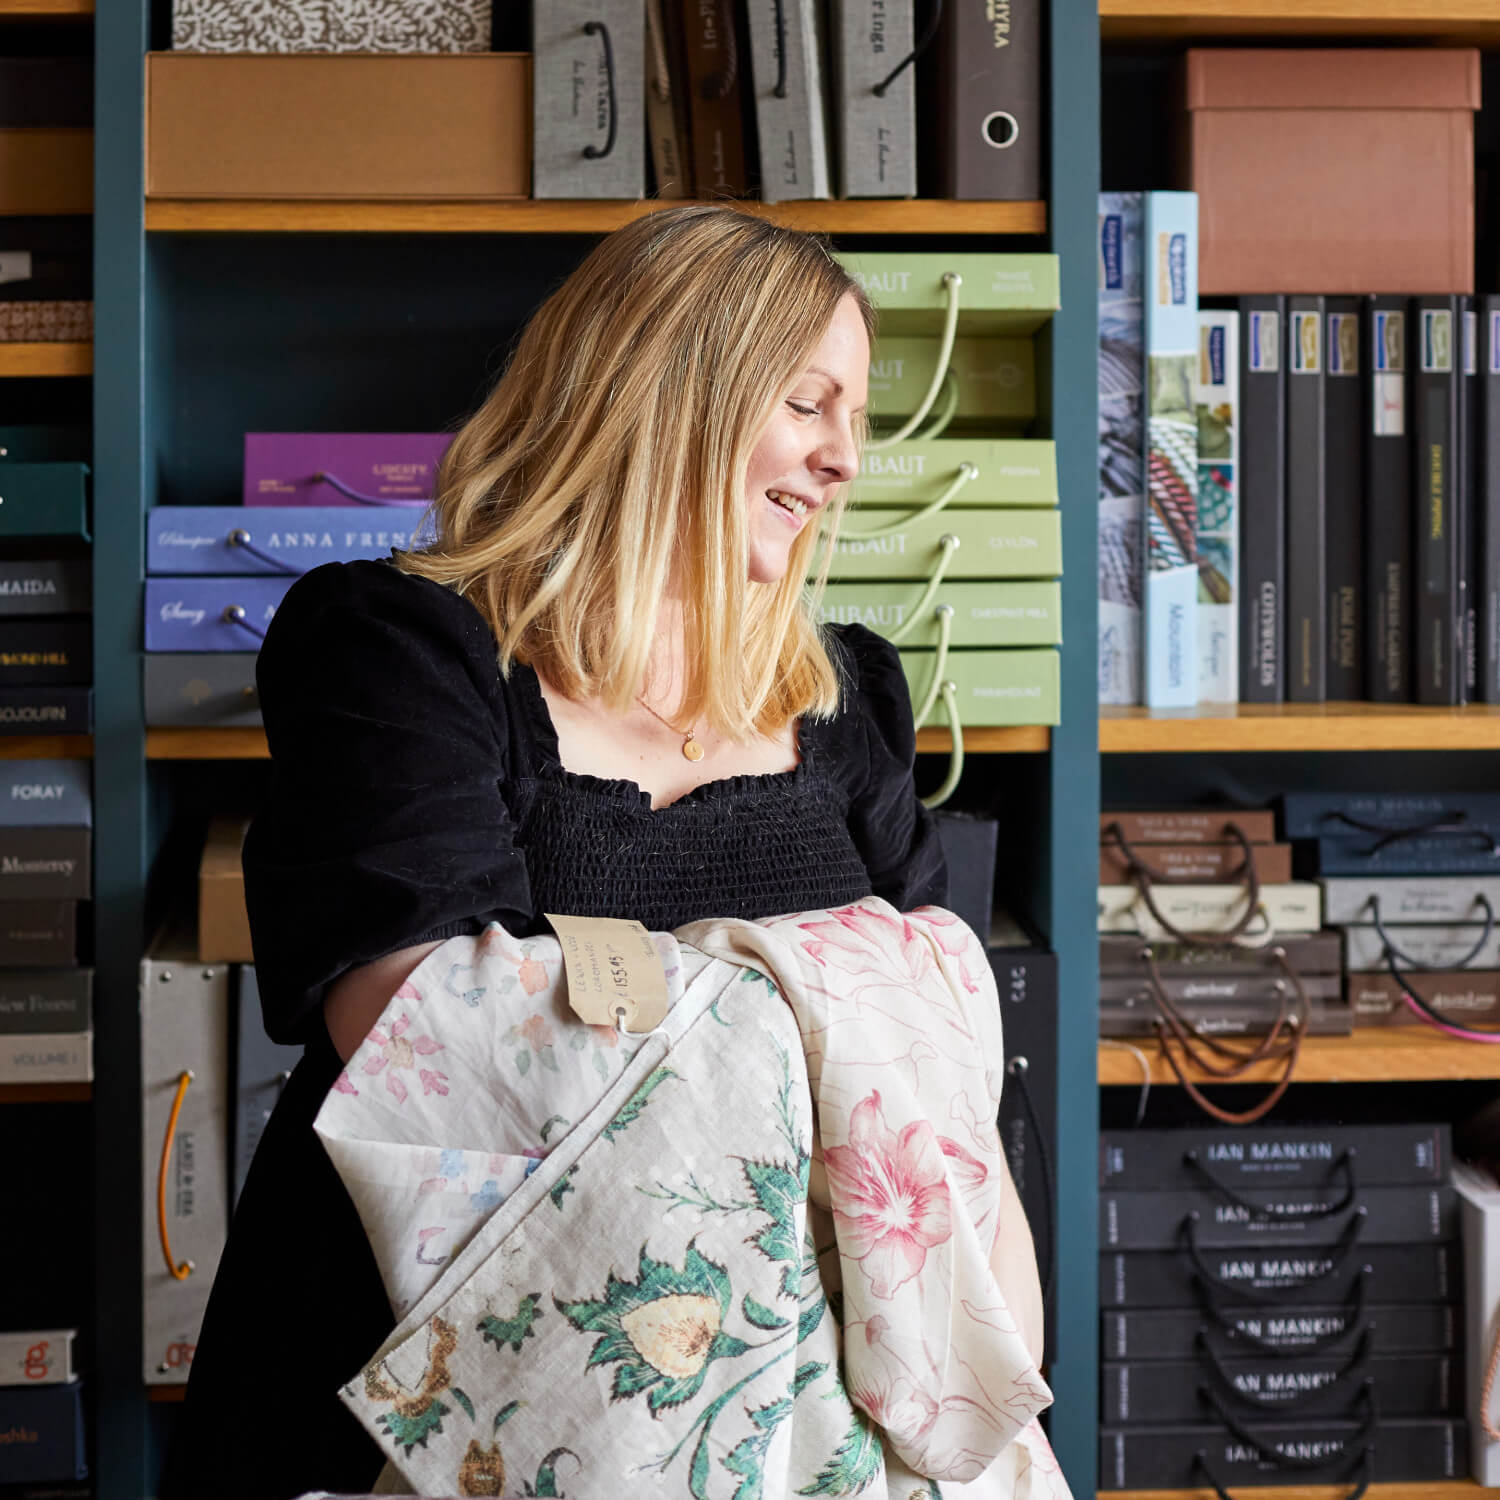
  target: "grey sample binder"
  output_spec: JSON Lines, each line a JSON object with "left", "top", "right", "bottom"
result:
{"left": 829, "top": 0, "right": 916, "bottom": 198}
{"left": 141, "top": 934, "right": 230, "bottom": 1384}
{"left": 233, "top": 966, "right": 301, "bottom": 1205}
{"left": 0, "top": 558, "right": 89, "bottom": 616}
{"left": 144, "top": 653, "right": 260, "bottom": 727}
{"left": 532, "top": 3, "right": 646, "bottom": 199}
{"left": 747, "top": 0, "right": 831, "bottom": 202}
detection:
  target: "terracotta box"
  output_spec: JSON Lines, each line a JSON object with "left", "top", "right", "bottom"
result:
{"left": 1182, "top": 49, "right": 1480, "bottom": 295}
{"left": 145, "top": 53, "right": 530, "bottom": 199}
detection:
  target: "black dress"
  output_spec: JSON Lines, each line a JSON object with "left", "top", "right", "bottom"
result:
{"left": 162, "top": 559, "right": 947, "bottom": 1500}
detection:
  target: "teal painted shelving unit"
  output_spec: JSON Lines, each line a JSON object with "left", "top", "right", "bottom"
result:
{"left": 85, "top": 2, "right": 1102, "bottom": 1496}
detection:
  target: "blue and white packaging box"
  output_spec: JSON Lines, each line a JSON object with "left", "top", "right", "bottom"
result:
{"left": 147, "top": 506, "right": 434, "bottom": 576}
{"left": 144, "top": 577, "right": 295, "bottom": 653}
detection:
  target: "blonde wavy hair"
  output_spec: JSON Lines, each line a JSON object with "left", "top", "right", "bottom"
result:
{"left": 395, "top": 204, "right": 875, "bottom": 740}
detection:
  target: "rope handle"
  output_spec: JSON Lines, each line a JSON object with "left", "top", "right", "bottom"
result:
{"left": 1182, "top": 1208, "right": 1368, "bottom": 1306}
{"left": 581, "top": 22, "right": 619, "bottom": 160}
{"left": 1369, "top": 892, "right": 1495, "bottom": 972}
{"left": 1184, "top": 1145, "right": 1358, "bottom": 1221}
{"left": 910, "top": 601, "right": 953, "bottom": 727}
{"left": 1383, "top": 949, "right": 1500, "bottom": 1044}
{"left": 771, "top": 0, "right": 788, "bottom": 96}
{"left": 222, "top": 605, "right": 268, "bottom": 643}
{"left": 1156, "top": 1021, "right": 1302, "bottom": 1124}
{"left": 872, "top": 0, "right": 943, "bottom": 96}
{"left": 919, "top": 679, "right": 962, "bottom": 811}
{"left": 1196, "top": 1378, "right": 1378, "bottom": 1474}
{"left": 227, "top": 528, "right": 308, "bottom": 577}
{"left": 157, "top": 1070, "right": 196, "bottom": 1282}
{"left": 1328, "top": 807, "right": 1498, "bottom": 856}
{"left": 866, "top": 273, "right": 963, "bottom": 450}
{"left": 1195, "top": 1325, "right": 1372, "bottom": 1414}
{"left": 915, "top": 369, "right": 959, "bottom": 440}
{"left": 885, "top": 534, "right": 961, "bottom": 644}
{"left": 1198, "top": 1270, "right": 1370, "bottom": 1358}
{"left": 1104, "top": 819, "right": 1264, "bottom": 946}
{"left": 841, "top": 463, "right": 978, "bottom": 539}
{"left": 312, "top": 470, "right": 430, "bottom": 508}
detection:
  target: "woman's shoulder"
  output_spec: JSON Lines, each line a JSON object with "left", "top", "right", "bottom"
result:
{"left": 816, "top": 622, "right": 914, "bottom": 783}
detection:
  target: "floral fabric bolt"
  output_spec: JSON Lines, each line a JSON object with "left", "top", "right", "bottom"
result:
{"left": 315, "top": 902, "right": 1071, "bottom": 1499}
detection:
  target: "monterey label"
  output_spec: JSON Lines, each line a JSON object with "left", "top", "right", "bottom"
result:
{"left": 1100, "top": 214, "right": 1123, "bottom": 291}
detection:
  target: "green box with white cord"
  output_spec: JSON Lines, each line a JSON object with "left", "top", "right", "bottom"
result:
{"left": 899, "top": 647, "right": 1060, "bottom": 727}
{"left": 867, "top": 336, "right": 1035, "bottom": 429}
{"left": 819, "top": 580, "right": 1062, "bottom": 647}
{"left": 838, "top": 252, "right": 1060, "bottom": 335}
{"left": 819, "top": 506, "right": 1061, "bottom": 581}
{"left": 850, "top": 438, "right": 1057, "bottom": 509}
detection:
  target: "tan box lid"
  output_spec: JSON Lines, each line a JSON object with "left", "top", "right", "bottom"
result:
{"left": 1186, "top": 48, "right": 1481, "bottom": 112}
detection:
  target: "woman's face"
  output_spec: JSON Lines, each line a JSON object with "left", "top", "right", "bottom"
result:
{"left": 743, "top": 293, "right": 870, "bottom": 585}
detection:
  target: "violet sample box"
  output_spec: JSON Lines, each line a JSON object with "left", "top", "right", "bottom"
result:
{"left": 243, "top": 433, "right": 451, "bottom": 508}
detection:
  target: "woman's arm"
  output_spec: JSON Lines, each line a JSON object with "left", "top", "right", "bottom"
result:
{"left": 990, "top": 1152, "right": 1046, "bottom": 1370}
{"left": 323, "top": 940, "right": 446, "bottom": 1063}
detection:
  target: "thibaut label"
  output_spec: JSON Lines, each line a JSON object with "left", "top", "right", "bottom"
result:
{"left": 1291, "top": 311, "right": 1320, "bottom": 374}
{"left": 1248, "top": 311, "right": 1278, "bottom": 373}
{"left": 1422, "top": 309, "right": 1453, "bottom": 373}
{"left": 1374, "top": 310, "right": 1405, "bottom": 373}
{"left": 1100, "top": 213, "right": 1124, "bottom": 291}
{"left": 543, "top": 913, "right": 669, "bottom": 1032}
{"left": 1327, "top": 313, "right": 1358, "bottom": 376}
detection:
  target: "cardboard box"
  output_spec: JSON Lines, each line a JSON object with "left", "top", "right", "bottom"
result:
{"left": 0, "top": 130, "right": 92, "bottom": 215}
{"left": 198, "top": 816, "right": 252, "bottom": 963}
{"left": 145, "top": 54, "right": 530, "bottom": 199}
{"left": 1183, "top": 49, "right": 1480, "bottom": 295}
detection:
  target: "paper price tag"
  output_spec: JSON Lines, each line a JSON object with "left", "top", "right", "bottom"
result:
{"left": 543, "top": 913, "right": 669, "bottom": 1033}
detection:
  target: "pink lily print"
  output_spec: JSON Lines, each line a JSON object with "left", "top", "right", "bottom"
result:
{"left": 794, "top": 903, "right": 936, "bottom": 988}
{"left": 362, "top": 1012, "right": 447, "bottom": 1104}
{"left": 822, "top": 1090, "right": 953, "bottom": 1299}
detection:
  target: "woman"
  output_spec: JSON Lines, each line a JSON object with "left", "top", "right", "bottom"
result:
{"left": 165, "top": 205, "right": 1036, "bottom": 1500}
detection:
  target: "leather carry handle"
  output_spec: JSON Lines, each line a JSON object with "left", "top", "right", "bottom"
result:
{"left": 1195, "top": 1325, "right": 1372, "bottom": 1415}
{"left": 1181, "top": 1205, "right": 1369, "bottom": 1307}
{"left": 581, "top": 22, "right": 619, "bottom": 160}
{"left": 1103, "top": 819, "right": 1263, "bottom": 946}
{"left": 157, "top": 1070, "right": 196, "bottom": 1281}
{"left": 1198, "top": 1269, "right": 1370, "bottom": 1359}
{"left": 1184, "top": 1146, "right": 1357, "bottom": 1221}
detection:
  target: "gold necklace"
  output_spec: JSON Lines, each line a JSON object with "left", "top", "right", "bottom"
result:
{"left": 637, "top": 695, "right": 705, "bottom": 762}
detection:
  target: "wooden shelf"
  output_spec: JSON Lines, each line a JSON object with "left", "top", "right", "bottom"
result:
{"left": 1102, "top": 1486, "right": 1482, "bottom": 1500}
{"left": 917, "top": 725, "right": 1051, "bottom": 753}
{"left": 1101, "top": 0, "right": 1500, "bottom": 41}
{"left": 1101, "top": 1027, "right": 1500, "bottom": 1085}
{"left": 1100, "top": 702, "right": 1500, "bottom": 753}
{"left": 144, "top": 198, "right": 1047, "bottom": 237}
{"left": 0, "top": 0, "right": 92, "bottom": 13}
{"left": 0, "top": 735, "right": 91, "bottom": 759}
{"left": 0, "top": 1082, "right": 90, "bottom": 1103}
{"left": 146, "top": 726, "right": 267, "bottom": 759}
{"left": 0, "top": 342, "right": 91, "bottom": 378}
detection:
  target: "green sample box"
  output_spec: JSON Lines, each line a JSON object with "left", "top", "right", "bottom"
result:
{"left": 819, "top": 580, "right": 1062, "bottom": 648}
{"left": 867, "top": 336, "right": 1034, "bottom": 428}
{"left": 820, "top": 507, "right": 1062, "bottom": 581}
{"left": 839, "top": 252, "right": 1060, "bottom": 335}
{"left": 900, "top": 647, "right": 1061, "bottom": 727}
{"left": 850, "top": 438, "right": 1057, "bottom": 509}
{"left": 0, "top": 463, "right": 90, "bottom": 540}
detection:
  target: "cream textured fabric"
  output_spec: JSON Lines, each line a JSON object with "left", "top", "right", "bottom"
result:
{"left": 312, "top": 901, "right": 1072, "bottom": 1500}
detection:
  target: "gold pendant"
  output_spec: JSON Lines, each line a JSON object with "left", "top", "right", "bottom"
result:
{"left": 682, "top": 736, "right": 705, "bottom": 762}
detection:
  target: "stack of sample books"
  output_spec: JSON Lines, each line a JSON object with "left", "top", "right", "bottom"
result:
{"left": 1099, "top": 1123, "right": 1465, "bottom": 1490}
{"left": 0, "top": 428, "right": 91, "bottom": 735}
{"left": 143, "top": 432, "right": 440, "bottom": 726}
{"left": 0, "top": 215, "right": 91, "bottom": 344}
{"left": 0, "top": 1328, "right": 85, "bottom": 1486}
{"left": 1285, "top": 791, "right": 1500, "bottom": 1028}
{"left": 0, "top": 760, "right": 92, "bottom": 1084}
{"left": 820, "top": 253, "right": 1063, "bottom": 735}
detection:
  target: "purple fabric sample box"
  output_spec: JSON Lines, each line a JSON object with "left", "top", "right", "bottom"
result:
{"left": 147, "top": 506, "right": 435, "bottom": 575}
{"left": 144, "top": 577, "right": 295, "bottom": 652}
{"left": 243, "top": 433, "right": 450, "bottom": 508}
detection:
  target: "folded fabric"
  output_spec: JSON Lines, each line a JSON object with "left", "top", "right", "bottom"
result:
{"left": 313, "top": 900, "right": 1071, "bottom": 1499}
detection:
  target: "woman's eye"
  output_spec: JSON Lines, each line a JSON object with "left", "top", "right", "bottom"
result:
{"left": 787, "top": 401, "right": 819, "bottom": 418}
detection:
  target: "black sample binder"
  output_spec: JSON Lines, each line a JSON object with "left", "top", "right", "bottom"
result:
{"left": 1238, "top": 296, "right": 1286, "bottom": 701}
{"left": 1460, "top": 296, "right": 1480, "bottom": 701}
{"left": 1287, "top": 296, "right": 1327, "bottom": 701}
{"left": 1481, "top": 296, "right": 1500, "bottom": 700}
{"left": 1325, "top": 296, "right": 1364, "bottom": 699}
{"left": 1413, "top": 295, "right": 1461, "bottom": 703}
{"left": 1364, "top": 295, "right": 1412, "bottom": 700}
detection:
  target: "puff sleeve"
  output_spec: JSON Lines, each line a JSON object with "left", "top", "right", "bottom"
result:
{"left": 243, "top": 560, "right": 534, "bottom": 1044}
{"left": 834, "top": 623, "right": 950, "bottom": 912}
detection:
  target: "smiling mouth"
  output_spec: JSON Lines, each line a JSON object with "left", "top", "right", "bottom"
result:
{"left": 767, "top": 489, "right": 811, "bottom": 518}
